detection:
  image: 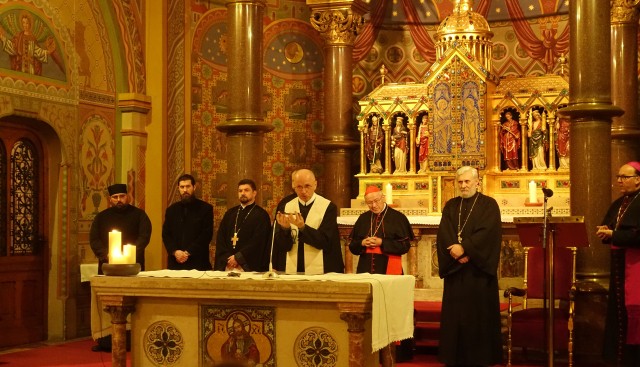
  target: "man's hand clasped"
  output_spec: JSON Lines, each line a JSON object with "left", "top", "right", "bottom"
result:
{"left": 174, "top": 249, "right": 190, "bottom": 264}
{"left": 447, "top": 244, "right": 469, "bottom": 264}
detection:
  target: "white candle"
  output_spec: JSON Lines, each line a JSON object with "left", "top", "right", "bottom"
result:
{"left": 110, "top": 247, "right": 125, "bottom": 264}
{"left": 529, "top": 180, "right": 537, "bottom": 203}
{"left": 385, "top": 183, "right": 393, "bottom": 205}
{"left": 122, "top": 244, "right": 136, "bottom": 264}
{"left": 108, "top": 230, "right": 121, "bottom": 264}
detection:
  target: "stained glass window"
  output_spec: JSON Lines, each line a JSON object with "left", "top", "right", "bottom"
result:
{"left": 10, "top": 139, "right": 38, "bottom": 256}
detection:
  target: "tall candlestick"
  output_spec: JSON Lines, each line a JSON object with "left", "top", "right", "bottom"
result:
{"left": 108, "top": 230, "right": 121, "bottom": 264}
{"left": 529, "top": 181, "right": 537, "bottom": 203}
{"left": 385, "top": 183, "right": 393, "bottom": 205}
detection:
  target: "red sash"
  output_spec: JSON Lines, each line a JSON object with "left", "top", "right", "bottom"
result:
{"left": 366, "top": 246, "right": 402, "bottom": 275}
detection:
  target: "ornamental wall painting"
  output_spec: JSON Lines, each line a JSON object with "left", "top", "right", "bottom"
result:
{"left": 79, "top": 114, "right": 114, "bottom": 218}
{"left": 202, "top": 305, "right": 275, "bottom": 367}
{"left": 0, "top": 7, "right": 66, "bottom": 81}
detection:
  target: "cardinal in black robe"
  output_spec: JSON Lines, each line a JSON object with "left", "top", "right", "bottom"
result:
{"left": 436, "top": 166, "right": 503, "bottom": 366}
{"left": 349, "top": 185, "right": 413, "bottom": 274}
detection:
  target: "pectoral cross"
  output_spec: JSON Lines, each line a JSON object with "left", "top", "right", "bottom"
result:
{"left": 457, "top": 232, "right": 462, "bottom": 243}
{"left": 232, "top": 232, "right": 239, "bottom": 248}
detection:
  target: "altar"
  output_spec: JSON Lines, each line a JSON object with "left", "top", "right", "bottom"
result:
{"left": 90, "top": 271, "right": 414, "bottom": 367}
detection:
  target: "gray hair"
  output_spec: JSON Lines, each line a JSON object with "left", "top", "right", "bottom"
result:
{"left": 456, "top": 166, "right": 478, "bottom": 179}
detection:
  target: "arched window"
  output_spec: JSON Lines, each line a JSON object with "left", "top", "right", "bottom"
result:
{"left": 9, "top": 139, "right": 39, "bottom": 255}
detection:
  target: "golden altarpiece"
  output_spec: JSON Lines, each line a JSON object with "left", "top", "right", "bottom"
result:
{"left": 338, "top": 2, "right": 571, "bottom": 291}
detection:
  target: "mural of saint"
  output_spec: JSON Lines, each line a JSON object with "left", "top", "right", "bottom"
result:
{"left": 433, "top": 98, "right": 452, "bottom": 154}
{"left": 391, "top": 116, "right": 408, "bottom": 173}
{"left": 528, "top": 110, "right": 547, "bottom": 170}
{"left": 221, "top": 316, "right": 260, "bottom": 366}
{"left": 500, "top": 111, "right": 521, "bottom": 171}
{"left": 0, "top": 12, "right": 63, "bottom": 76}
{"left": 461, "top": 96, "right": 480, "bottom": 152}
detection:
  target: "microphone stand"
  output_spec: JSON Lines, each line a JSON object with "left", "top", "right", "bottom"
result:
{"left": 542, "top": 190, "right": 553, "bottom": 367}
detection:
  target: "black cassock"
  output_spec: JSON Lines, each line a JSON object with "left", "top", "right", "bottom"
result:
{"left": 214, "top": 203, "right": 271, "bottom": 272}
{"left": 436, "top": 192, "right": 503, "bottom": 366}
{"left": 348, "top": 206, "right": 413, "bottom": 274}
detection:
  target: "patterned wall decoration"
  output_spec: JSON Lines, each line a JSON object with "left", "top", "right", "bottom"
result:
{"left": 79, "top": 113, "right": 114, "bottom": 218}
{"left": 201, "top": 305, "right": 275, "bottom": 367}
{"left": 190, "top": 4, "right": 326, "bottom": 220}
{"left": 143, "top": 320, "right": 184, "bottom": 366}
{"left": 294, "top": 327, "right": 338, "bottom": 367}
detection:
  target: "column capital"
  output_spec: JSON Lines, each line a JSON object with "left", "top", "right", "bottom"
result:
{"left": 611, "top": 0, "right": 640, "bottom": 24}
{"left": 117, "top": 93, "right": 151, "bottom": 114}
{"left": 307, "top": 0, "right": 368, "bottom": 45}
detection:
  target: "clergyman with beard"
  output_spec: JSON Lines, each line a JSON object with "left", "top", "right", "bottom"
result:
{"left": 436, "top": 166, "right": 503, "bottom": 367}
{"left": 89, "top": 183, "right": 152, "bottom": 274}
{"left": 162, "top": 173, "right": 214, "bottom": 270}
{"left": 214, "top": 179, "right": 271, "bottom": 272}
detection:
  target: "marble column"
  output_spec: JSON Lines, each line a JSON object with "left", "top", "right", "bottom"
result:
{"left": 101, "top": 295, "right": 135, "bottom": 367}
{"left": 218, "top": 0, "right": 273, "bottom": 207}
{"left": 338, "top": 303, "right": 371, "bottom": 367}
{"left": 118, "top": 93, "right": 151, "bottom": 208}
{"left": 611, "top": 0, "right": 640, "bottom": 197}
{"left": 307, "top": 0, "right": 367, "bottom": 208}
{"left": 558, "top": 0, "right": 623, "bottom": 359}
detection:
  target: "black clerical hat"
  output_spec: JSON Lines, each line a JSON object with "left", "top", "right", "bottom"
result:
{"left": 107, "top": 184, "right": 128, "bottom": 196}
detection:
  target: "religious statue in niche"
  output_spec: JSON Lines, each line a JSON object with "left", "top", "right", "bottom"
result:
{"left": 416, "top": 114, "right": 430, "bottom": 173}
{"left": 528, "top": 109, "right": 548, "bottom": 170}
{"left": 461, "top": 84, "right": 480, "bottom": 153}
{"left": 500, "top": 111, "right": 521, "bottom": 171}
{"left": 365, "top": 114, "right": 384, "bottom": 173}
{"left": 391, "top": 115, "right": 408, "bottom": 174}
{"left": 0, "top": 11, "right": 64, "bottom": 76}
{"left": 555, "top": 117, "right": 570, "bottom": 170}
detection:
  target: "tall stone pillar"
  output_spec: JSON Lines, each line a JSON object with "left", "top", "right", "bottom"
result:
{"left": 611, "top": 0, "right": 640, "bottom": 196}
{"left": 558, "top": 0, "right": 623, "bottom": 359}
{"left": 218, "top": 0, "right": 273, "bottom": 207}
{"left": 118, "top": 93, "right": 151, "bottom": 208}
{"left": 307, "top": 0, "right": 367, "bottom": 208}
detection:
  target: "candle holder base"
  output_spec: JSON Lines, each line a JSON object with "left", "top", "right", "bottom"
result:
{"left": 102, "top": 263, "right": 141, "bottom": 276}
{"left": 524, "top": 198, "right": 543, "bottom": 207}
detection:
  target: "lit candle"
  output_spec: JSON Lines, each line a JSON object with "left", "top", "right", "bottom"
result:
{"left": 385, "top": 183, "right": 393, "bottom": 205}
{"left": 529, "top": 180, "right": 537, "bottom": 204}
{"left": 108, "top": 230, "right": 121, "bottom": 264}
{"left": 122, "top": 244, "right": 136, "bottom": 264}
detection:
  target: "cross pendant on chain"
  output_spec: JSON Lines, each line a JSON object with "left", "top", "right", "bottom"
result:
{"left": 232, "top": 232, "right": 239, "bottom": 248}
{"left": 457, "top": 233, "right": 462, "bottom": 243}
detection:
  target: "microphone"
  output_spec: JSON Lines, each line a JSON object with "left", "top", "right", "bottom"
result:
{"left": 263, "top": 215, "right": 279, "bottom": 279}
{"left": 542, "top": 187, "right": 554, "bottom": 198}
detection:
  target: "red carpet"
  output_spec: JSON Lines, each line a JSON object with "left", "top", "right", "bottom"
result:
{"left": 0, "top": 338, "right": 127, "bottom": 367}
{"left": 0, "top": 338, "right": 606, "bottom": 367}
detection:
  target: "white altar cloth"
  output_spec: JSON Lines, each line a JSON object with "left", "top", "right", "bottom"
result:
{"left": 134, "top": 270, "right": 415, "bottom": 351}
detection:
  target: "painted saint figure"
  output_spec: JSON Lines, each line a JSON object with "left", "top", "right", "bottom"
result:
{"left": 221, "top": 317, "right": 260, "bottom": 366}
{"left": 433, "top": 98, "right": 452, "bottom": 153}
{"left": 365, "top": 115, "right": 384, "bottom": 173}
{"left": 0, "top": 13, "right": 60, "bottom": 75}
{"left": 461, "top": 97, "right": 480, "bottom": 152}
{"left": 556, "top": 117, "right": 570, "bottom": 170}
{"left": 528, "top": 110, "right": 548, "bottom": 170}
{"left": 391, "top": 116, "right": 408, "bottom": 173}
{"left": 416, "top": 115, "right": 430, "bottom": 173}
{"left": 500, "top": 111, "right": 521, "bottom": 171}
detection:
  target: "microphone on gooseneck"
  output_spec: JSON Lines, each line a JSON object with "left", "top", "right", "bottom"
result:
{"left": 542, "top": 187, "right": 554, "bottom": 198}
{"left": 263, "top": 216, "right": 279, "bottom": 279}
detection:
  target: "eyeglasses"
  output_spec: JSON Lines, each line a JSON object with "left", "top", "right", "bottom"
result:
{"left": 616, "top": 175, "right": 639, "bottom": 181}
{"left": 365, "top": 197, "right": 384, "bottom": 206}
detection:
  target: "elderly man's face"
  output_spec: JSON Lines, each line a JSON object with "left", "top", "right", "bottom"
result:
{"left": 617, "top": 164, "right": 640, "bottom": 195}
{"left": 365, "top": 192, "right": 385, "bottom": 214}
{"left": 293, "top": 172, "right": 317, "bottom": 202}
{"left": 457, "top": 170, "right": 479, "bottom": 199}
